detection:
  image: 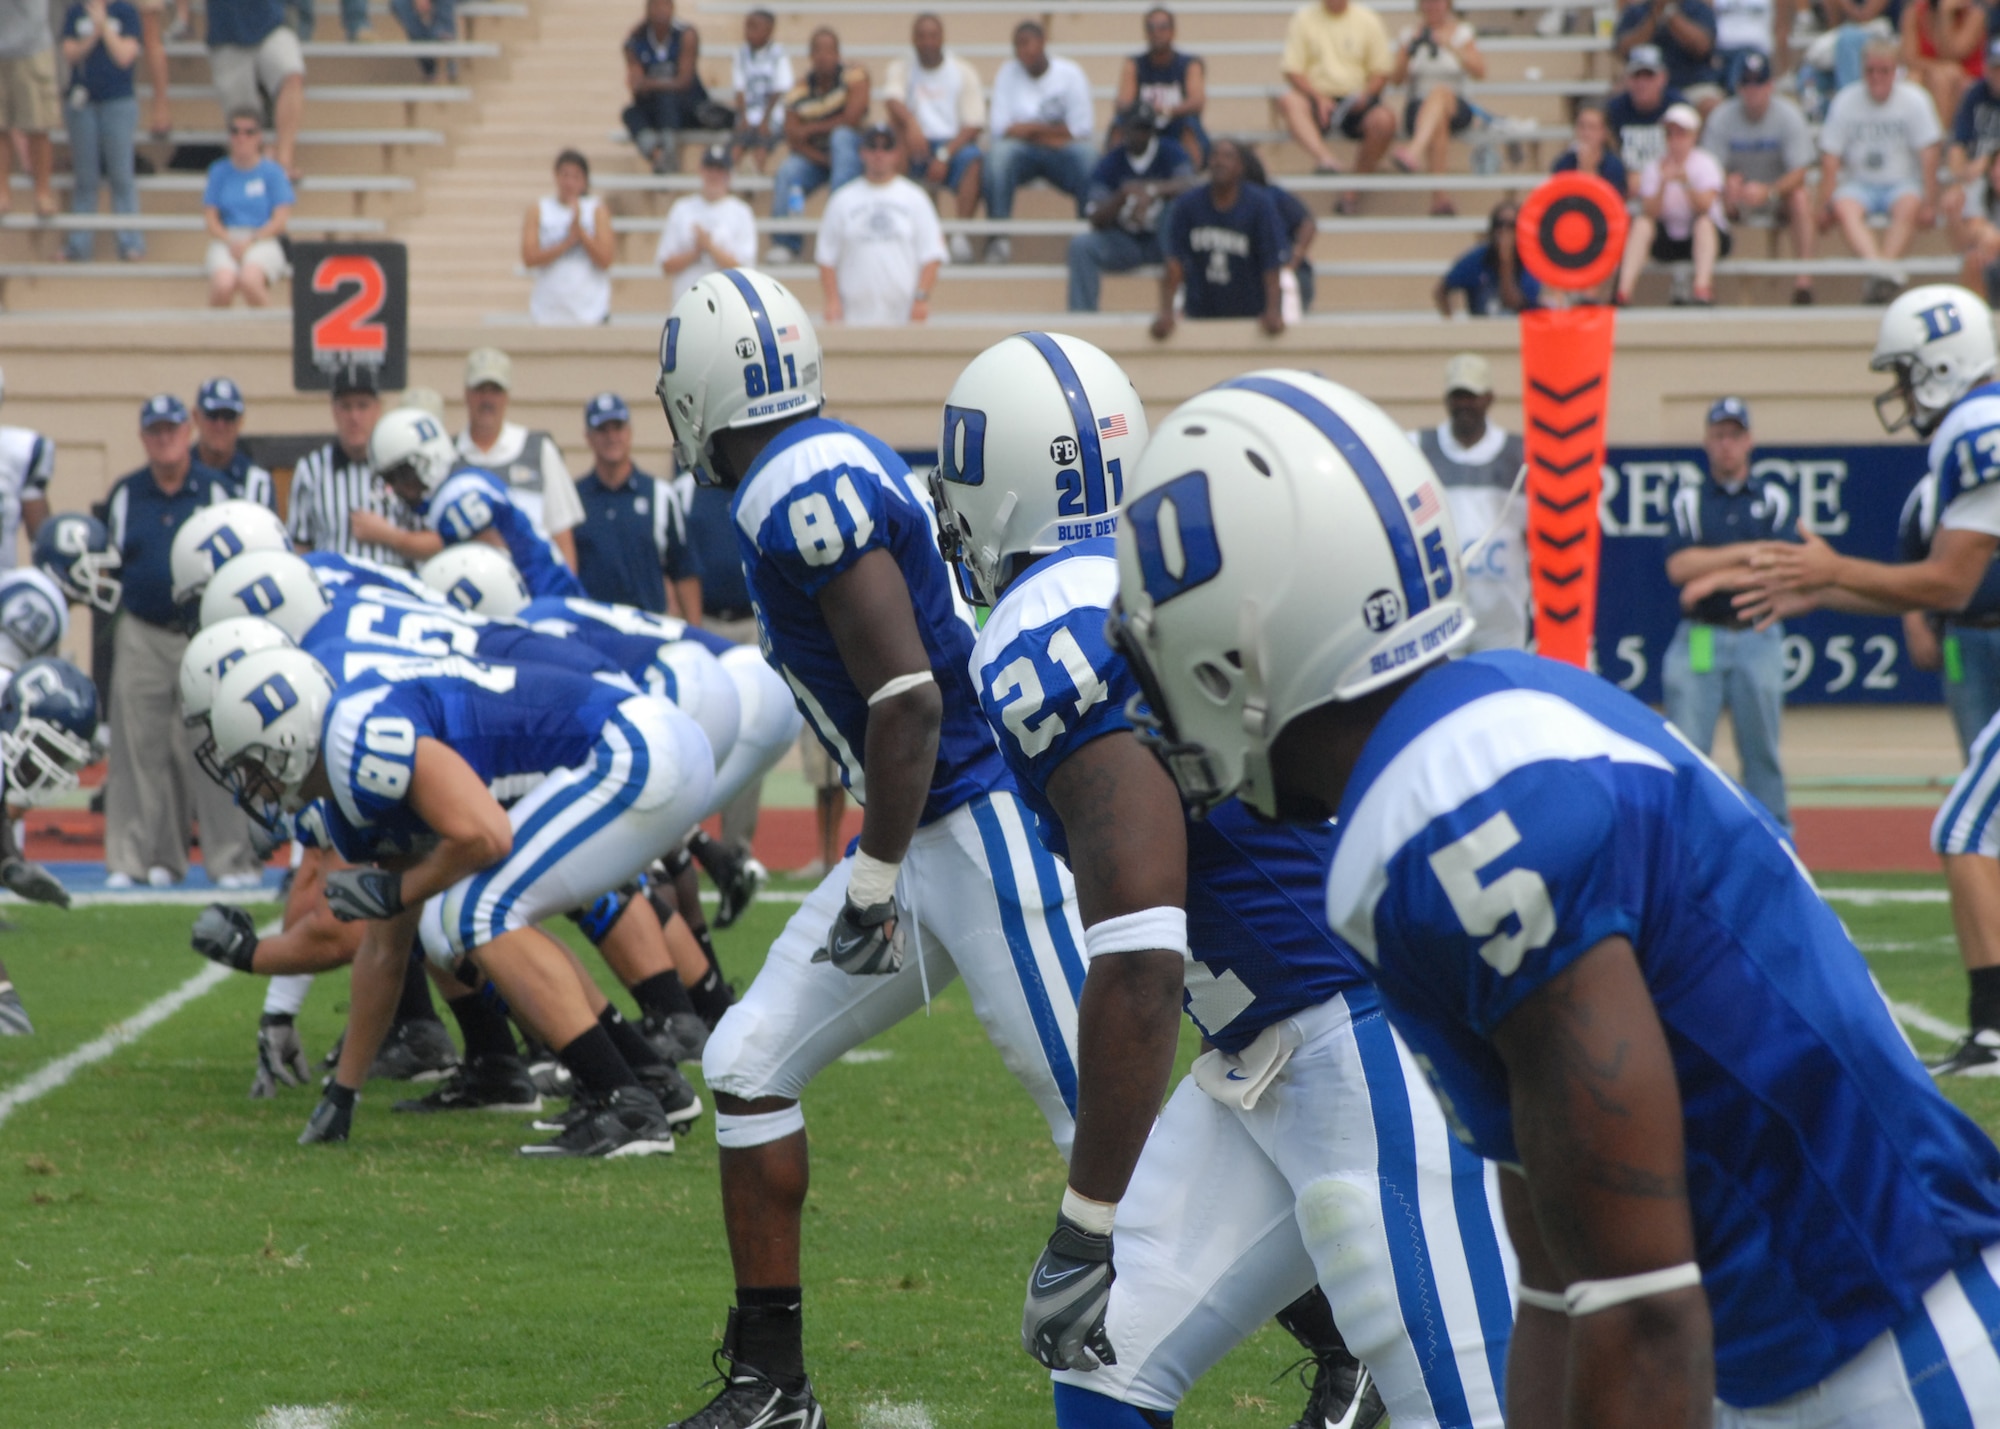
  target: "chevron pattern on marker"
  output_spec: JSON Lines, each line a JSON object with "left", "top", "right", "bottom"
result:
{"left": 1519, "top": 303, "right": 1617, "bottom": 666}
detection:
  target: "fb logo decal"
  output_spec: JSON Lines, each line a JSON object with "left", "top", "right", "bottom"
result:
{"left": 235, "top": 575, "right": 285, "bottom": 616}
{"left": 1362, "top": 588, "right": 1403, "bottom": 632}
{"left": 1127, "top": 471, "right": 1223, "bottom": 606}
{"left": 1049, "top": 435, "right": 1080, "bottom": 465}
{"left": 246, "top": 673, "right": 299, "bottom": 728}
{"left": 1920, "top": 302, "right": 1964, "bottom": 342}
{"left": 940, "top": 405, "right": 987, "bottom": 487}
{"left": 197, "top": 528, "right": 244, "bottom": 568}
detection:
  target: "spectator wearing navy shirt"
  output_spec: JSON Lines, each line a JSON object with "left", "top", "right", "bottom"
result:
{"left": 58, "top": 0, "right": 144, "bottom": 262}
{"left": 622, "top": 0, "right": 708, "bottom": 175}
{"left": 1115, "top": 7, "right": 1208, "bottom": 164}
{"left": 1616, "top": 0, "right": 1721, "bottom": 106}
{"left": 1949, "top": 39, "right": 2000, "bottom": 179}
{"left": 1242, "top": 144, "right": 1318, "bottom": 314}
{"left": 1436, "top": 197, "right": 1542, "bottom": 315}
{"left": 191, "top": 377, "right": 275, "bottom": 508}
{"left": 572, "top": 392, "right": 700, "bottom": 618}
{"left": 1154, "top": 137, "right": 1286, "bottom": 338}
{"left": 203, "top": 108, "right": 293, "bottom": 308}
{"left": 205, "top": 0, "right": 304, "bottom": 178}
{"left": 1607, "top": 46, "right": 1689, "bottom": 174}
{"left": 102, "top": 394, "right": 259, "bottom": 890}
{"left": 1553, "top": 103, "right": 1631, "bottom": 196}
{"left": 1066, "top": 101, "right": 1194, "bottom": 311}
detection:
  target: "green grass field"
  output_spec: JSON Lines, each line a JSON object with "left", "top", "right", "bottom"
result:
{"left": 0, "top": 873, "right": 1989, "bottom": 1428}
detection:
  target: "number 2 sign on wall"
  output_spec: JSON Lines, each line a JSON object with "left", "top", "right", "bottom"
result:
{"left": 290, "top": 241, "right": 409, "bottom": 392}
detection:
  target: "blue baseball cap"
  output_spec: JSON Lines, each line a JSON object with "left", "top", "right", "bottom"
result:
{"left": 1707, "top": 395, "right": 1751, "bottom": 428}
{"left": 196, "top": 377, "right": 245, "bottom": 416}
{"left": 140, "top": 393, "right": 188, "bottom": 427}
{"left": 585, "top": 392, "right": 631, "bottom": 428}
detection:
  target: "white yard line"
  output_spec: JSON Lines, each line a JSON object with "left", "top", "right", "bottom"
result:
{"left": 0, "top": 887, "right": 281, "bottom": 908}
{"left": 1820, "top": 888, "right": 1950, "bottom": 905}
{"left": 1893, "top": 1000, "right": 1966, "bottom": 1045}
{"left": 857, "top": 1403, "right": 937, "bottom": 1429}
{"left": 254, "top": 1408, "right": 349, "bottom": 1429}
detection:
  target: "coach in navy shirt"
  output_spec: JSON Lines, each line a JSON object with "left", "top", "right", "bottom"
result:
{"left": 571, "top": 392, "right": 700, "bottom": 617}
{"left": 1066, "top": 100, "right": 1194, "bottom": 311}
{"left": 1155, "top": 137, "right": 1286, "bottom": 338}
{"left": 102, "top": 394, "right": 257, "bottom": 889}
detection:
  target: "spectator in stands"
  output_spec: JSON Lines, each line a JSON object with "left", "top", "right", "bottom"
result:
{"left": 573, "top": 393, "right": 699, "bottom": 618}
{"left": 657, "top": 142, "right": 756, "bottom": 305}
{"left": 203, "top": 109, "right": 292, "bottom": 308}
{"left": 0, "top": 0, "right": 58, "bottom": 218}
{"left": 390, "top": 0, "right": 458, "bottom": 83}
{"left": 137, "top": 0, "right": 172, "bottom": 141}
{"left": 1948, "top": 38, "right": 2000, "bottom": 179}
{"left": 102, "top": 393, "right": 260, "bottom": 891}
{"left": 1390, "top": 0, "right": 1485, "bottom": 217}
{"left": 766, "top": 26, "right": 868, "bottom": 263}
{"left": 985, "top": 20, "right": 1096, "bottom": 259}
{"left": 729, "top": 8, "right": 790, "bottom": 172}
{"left": 58, "top": 0, "right": 144, "bottom": 262}
{"left": 522, "top": 148, "right": 614, "bottom": 327}
{"left": 1068, "top": 100, "right": 1195, "bottom": 311}
{"left": 1278, "top": 0, "right": 1395, "bottom": 211}
{"left": 1616, "top": 0, "right": 1720, "bottom": 109}
{"left": 1435, "top": 197, "right": 1541, "bottom": 315}
{"left": 206, "top": 0, "right": 304, "bottom": 179}
{"left": 289, "top": 369, "right": 415, "bottom": 565}
{"left": 1618, "top": 102, "right": 1729, "bottom": 305}
{"left": 1902, "top": 0, "right": 1986, "bottom": 127}
{"left": 1117, "top": 7, "right": 1208, "bottom": 165}
{"left": 456, "top": 347, "right": 584, "bottom": 568}
{"left": 622, "top": 0, "right": 707, "bottom": 175}
{"left": 192, "top": 377, "right": 274, "bottom": 508}
{"left": 1609, "top": 45, "right": 1688, "bottom": 174}
{"left": 1242, "top": 144, "right": 1318, "bottom": 317}
{"left": 1950, "top": 143, "right": 2000, "bottom": 296}
{"left": 1554, "top": 102, "right": 1631, "bottom": 196}
{"left": 1154, "top": 136, "right": 1285, "bottom": 339}
{"left": 1818, "top": 0, "right": 1900, "bottom": 95}
{"left": 1702, "top": 52, "right": 1817, "bottom": 302}
{"left": 884, "top": 12, "right": 985, "bottom": 265}
{"left": 817, "top": 124, "right": 946, "bottom": 326}
{"left": 1712, "top": 0, "right": 1782, "bottom": 89}
{"left": 1818, "top": 39, "right": 1942, "bottom": 302}
{"left": 1411, "top": 353, "right": 1530, "bottom": 651}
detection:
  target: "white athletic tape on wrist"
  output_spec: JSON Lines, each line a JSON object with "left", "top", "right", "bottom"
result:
{"left": 1564, "top": 1263, "right": 1702, "bottom": 1316}
{"left": 868, "top": 671, "right": 935, "bottom": 706}
{"left": 1083, "top": 906, "right": 1189, "bottom": 961}
{"left": 714, "top": 1104, "right": 807, "bottom": 1149}
{"left": 1061, "top": 1185, "right": 1117, "bottom": 1235}
{"left": 263, "top": 973, "right": 314, "bottom": 1017}
{"left": 1515, "top": 1285, "right": 1567, "bottom": 1314}
{"left": 845, "top": 850, "right": 902, "bottom": 909}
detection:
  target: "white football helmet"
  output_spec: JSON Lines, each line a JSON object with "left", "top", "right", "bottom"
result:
{"left": 170, "top": 499, "right": 291, "bottom": 611}
{"left": 656, "top": 269, "right": 823, "bottom": 485}
{"left": 418, "top": 544, "right": 529, "bottom": 618}
{"left": 1872, "top": 284, "right": 1999, "bottom": 436}
{"left": 209, "top": 647, "right": 334, "bottom": 821}
{"left": 368, "top": 406, "right": 458, "bottom": 496}
{"left": 199, "top": 550, "right": 331, "bottom": 642}
{"left": 931, "top": 332, "right": 1151, "bottom": 606}
{"left": 179, "top": 617, "right": 295, "bottom": 727}
{"left": 1109, "top": 370, "right": 1472, "bottom": 819}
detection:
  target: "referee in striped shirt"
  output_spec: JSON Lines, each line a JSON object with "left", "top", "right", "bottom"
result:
{"left": 286, "top": 369, "right": 421, "bottom": 565}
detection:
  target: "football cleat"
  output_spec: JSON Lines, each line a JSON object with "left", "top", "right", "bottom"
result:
{"left": 518, "top": 1085, "right": 675, "bottom": 1158}
{"left": 665, "top": 1353, "right": 825, "bottom": 1429}
{"left": 370, "top": 1018, "right": 460, "bottom": 1083}
{"left": 526, "top": 1056, "right": 575, "bottom": 1099}
{"left": 0, "top": 978, "right": 32, "bottom": 1035}
{"left": 1285, "top": 1350, "right": 1385, "bottom": 1429}
{"left": 643, "top": 1009, "right": 711, "bottom": 1065}
{"left": 534, "top": 1070, "right": 702, "bottom": 1135}
{"left": 392, "top": 1054, "right": 542, "bottom": 1113}
{"left": 1928, "top": 1027, "right": 2000, "bottom": 1077}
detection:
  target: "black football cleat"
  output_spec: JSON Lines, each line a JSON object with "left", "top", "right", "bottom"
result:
{"left": 664, "top": 1354, "right": 824, "bottom": 1429}
{"left": 393, "top": 1054, "right": 542, "bottom": 1113}
{"left": 519, "top": 1085, "right": 675, "bottom": 1158}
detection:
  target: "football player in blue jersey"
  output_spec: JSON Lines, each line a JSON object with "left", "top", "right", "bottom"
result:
{"left": 935, "top": 333, "right": 1510, "bottom": 1429}
{"left": 652, "top": 270, "right": 1093, "bottom": 1429}
{"left": 357, "top": 409, "right": 584, "bottom": 601}
{"left": 1112, "top": 368, "right": 2000, "bottom": 1429}
{"left": 169, "top": 499, "right": 293, "bottom": 631}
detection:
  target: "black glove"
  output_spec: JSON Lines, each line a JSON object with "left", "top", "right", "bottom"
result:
{"left": 1022, "top": 1214, "right": 1117, "bottom": 1371}
{"left": 322, "top": 868, "right": 405, "bottom": 923}
{"left": 1, "top": 857, "right": 69, "bottom": 908}
{"left": 299, "top": 1082, "right": 357, "bottom": 1144}
{"left": 192, "top": 903, "right": 259, "bottom": 972}
{"left": 812, "top": 896, "right": 905, "bottom": 975}
{"left": 251, "top": 1013, "right": 311, "bottom": 1098}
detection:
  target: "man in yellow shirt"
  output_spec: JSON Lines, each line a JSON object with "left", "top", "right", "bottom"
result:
{"left": 1278, "top": 0, "right": 1396, "bottom": 207}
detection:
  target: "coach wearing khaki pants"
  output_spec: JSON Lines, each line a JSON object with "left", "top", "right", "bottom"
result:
{"left": 102, "top": 395, "right": 262, "bottom": 890}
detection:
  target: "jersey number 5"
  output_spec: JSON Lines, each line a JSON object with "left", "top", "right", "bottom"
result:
{"left": 1427, "top": 811, "right": 1555, "bottom": 976}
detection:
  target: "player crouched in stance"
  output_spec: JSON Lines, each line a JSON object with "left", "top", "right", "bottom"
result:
{"left": 206, "top": 641, "right": 714, "bottom": 1156}
{"left": 936, "top": 334, "right": 1508, "bottom": 1429}
{"left": 1114, "top": 369, "right": 2000, "bottom": 1427}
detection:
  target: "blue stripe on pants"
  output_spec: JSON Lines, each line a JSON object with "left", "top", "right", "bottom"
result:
{"left": 969, "top": 794, "right": 1080, "bottom": 1116}
{"left": 1956, "top": 1253, "right": 2000, "bottom": 1366}
{"left": 1007, "top": 794, "right": 1087, "bottom": 1001}
{"left": 1448, "top": 1148, "right": 1515, "bottom": 1398}
{"left": 1896, "top": 1302, "right": 1976, "bottom": 1429}
{"left": 1940, "top": 721, "right": 2000, "bottom": 853}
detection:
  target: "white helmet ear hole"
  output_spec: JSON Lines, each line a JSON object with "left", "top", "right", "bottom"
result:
{"left": 1183, "top": 425, "right": 1207, "bottom": 437}
{"left": 1245, "top": 450, "right": 1272, "bottom": 477}
{"left": 1192, "top": 660, "right": 1235, "bottom": 703}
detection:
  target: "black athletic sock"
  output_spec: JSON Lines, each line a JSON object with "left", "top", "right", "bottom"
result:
{"left": 393, "top": 951, "right": 440, "bottom": 1025}
{"left": 631, "top": 970, "right": 696, "bottom": 1020}
{"left": 555, "top": 1024, "right": 639, "bottom": 1097}
{"left": 732, "top": 1287, "right": 806, "bottom": 1387}
{"left": 446, "top": 992, "right": 518, "bottom": 1061}
{"left": 599, "top": 1004, "right": 667, "bottom": 1070}
{"left": 688, "top": 966, "right": 734, "bottom": 1028}
{"left": 692, "top": 924, "right": 723, "bottom": 974}
{"left": 1971, "top": 966, "right": 2000, "bottom": 1032}
{"left": 1273, "top": 1285, "right": 1346, "bottom": 1356}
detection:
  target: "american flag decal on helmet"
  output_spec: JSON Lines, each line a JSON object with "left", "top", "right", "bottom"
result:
{"left": 1405, "top": 483, "right": 1441, "bottom": 523}
{"left": 1097, "top": 413, "right": 1129, "bottom": 439}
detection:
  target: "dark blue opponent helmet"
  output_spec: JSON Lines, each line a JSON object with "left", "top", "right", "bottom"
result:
{"left": 0, "top": 657, "right": 99, "bottom": 805}
{"left": 33, "top": 513, "right": 122, "bottom": 614}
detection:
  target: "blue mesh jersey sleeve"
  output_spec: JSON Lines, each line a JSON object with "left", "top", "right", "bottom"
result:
{"left": 322, "top": 681, "right": 432, "bottom": 829}
{"left": 1927, "top": 381, "right": 2000, "bottom": 510}
{"left": 427, "top": 468, "right": 585, "bottom": 600}
{"left": 736, "top": 441, "right": 892, "bottom": 600}
{"left": 431, "top": 471, "right": 503, "bottom": 543}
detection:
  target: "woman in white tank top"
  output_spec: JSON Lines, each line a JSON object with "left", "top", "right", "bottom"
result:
{"left": 521, "top": 149, "right": 616, "bottom": 325}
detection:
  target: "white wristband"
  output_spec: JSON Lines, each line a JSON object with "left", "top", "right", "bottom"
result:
{"left": 1061, "top": 1185, "right": 1117, "bottom": 1235}
{"left": 1516, "top": 1285, "right": 1567, "bottom": 1314}
{"left": 1564, "top": 1262, "right": 1702, "bottom": 1317}
{"left": 1083, "top": 906, "right": 1190, "bottom": 961}
{"left": 846, "top": 849, "right": 901, "bottom": 908}
{"left": 868, "top": 670, "right": 935, "bottom": 706}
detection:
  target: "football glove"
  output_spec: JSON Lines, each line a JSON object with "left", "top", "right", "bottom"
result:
{"left": 0, "top": 857, "right": 69, "bottom": 909}
{"left": 323, "top": 868, "right": 405, "bottom": 923}
{"left": 1022, "top": 1215, "right": 1118, "bottom": 1372}
{"left": 811, "top": 896, "right": 906, "bottom": 976}
{"left": 250, "top": 1013, "right": 311, "bottom": 1099}
{"left": 192, "top": 903, "right": 259, "bottom": 972}
{"left": 299, "top": 1083, "right": 356, "bottom": 1144}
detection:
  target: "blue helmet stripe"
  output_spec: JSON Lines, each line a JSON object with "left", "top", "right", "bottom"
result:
{"left": 720, "top": 270, "right": 785, "bottom": 399}
{"left": 1221, "top": 375, "right": 1431, "bottom": 617}
{"left": 1019, "top": 332, "right": 1105, "bottom": 504}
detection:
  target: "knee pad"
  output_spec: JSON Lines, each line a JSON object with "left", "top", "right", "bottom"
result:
{"left": 1053, "top": 1384, "right": 1173, "bottom": 1429}
{"left": 655, "top": 642, "right": 740, "bottom": 770}
{"left": 566, "top": 882, "right": 638, "bottom": 949}
{"left": 721, "top": 645, "right": 804, "bottom": 758}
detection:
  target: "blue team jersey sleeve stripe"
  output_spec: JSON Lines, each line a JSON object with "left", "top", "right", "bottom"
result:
{"left": 720, "top": 269, "right": 786, "bottom": 402}
{"left": 969, "top": 793, "right": 1080, "bottom": 1115}
{"left": 1221, "top": 375, "right": 1430, "bottom": 617}
{"left": 1895, "top": 1304, "right": 1977, "bottom": 1429}
{"left": 1015, "top": 800, "right": 1087, "bottom": 1000}
{"left": 1019, "top": 332, "right": 1106, "bottom": 505}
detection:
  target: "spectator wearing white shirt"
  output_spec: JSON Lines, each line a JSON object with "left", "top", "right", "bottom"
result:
{"left": 730, "top": 7, "right": 791, "bottom": 171}
{"left": 817, "top": 124, "right": 946, "bottom": 326}
{"left": 1817, "top": 38, "right": 1943, "bottom": 301}
{"left": 455, "top": 347, "right": 585, "bottom": 570}
{"left": 884, "top": 12, "right": 986, "bottom": 264}
{"left": 1712, "top": 0, "right": 1782, "bottom": 89}
{"left": 984, "top": 20, "right": 1095, "bottom": 262}
{"left": 1617, "top": 102, "right": 1731, "bottom": 304}
{"left": 658, "top": 142, "right": 758, "bottom": 305}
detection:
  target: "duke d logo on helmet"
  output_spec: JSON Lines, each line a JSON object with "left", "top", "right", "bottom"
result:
{"left": 1920, "top": 302, "right": 1965, "bottom": 342}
